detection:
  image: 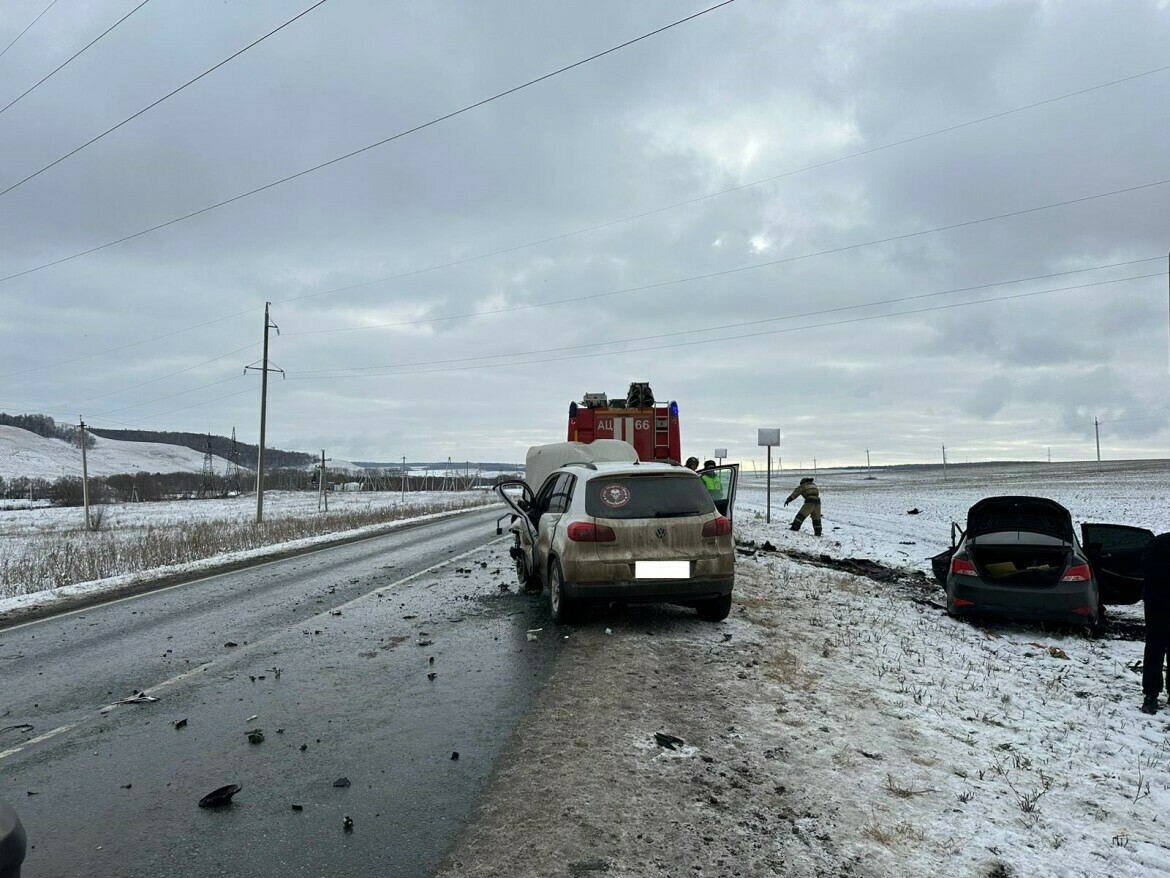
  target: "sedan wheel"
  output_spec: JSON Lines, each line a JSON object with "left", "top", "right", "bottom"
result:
{"left": 548, "top": 558, "right": 575, "bottom": 624}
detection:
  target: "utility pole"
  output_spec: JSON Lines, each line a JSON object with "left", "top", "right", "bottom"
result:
{"left": 1094, "top": 417, "right": 1101, "bottom": 471}
{"left": 866, "top": 448, "right": 871, "bottom": 476}
{"left": 942, "top": 444, "right": 948, "bottom": 481}
{"left": 318, "top": 450, "right": 331, "bottom": 512}
{"left": 246, "top": 303, "right": 281, "bottom": 524}
{"left": 401, "top": 456, "right": 407, "bottom": 500}
{"left": 79, "top": 418, "right": 91, "bottom": 532}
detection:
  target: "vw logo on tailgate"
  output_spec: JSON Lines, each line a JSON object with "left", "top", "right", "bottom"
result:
{"left": 655, "top": 527, "right": 666, "bottom": 539}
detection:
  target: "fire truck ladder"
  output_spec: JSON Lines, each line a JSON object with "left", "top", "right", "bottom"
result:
{"left": 653, "top": 405, "right": 671, "bottom": 459}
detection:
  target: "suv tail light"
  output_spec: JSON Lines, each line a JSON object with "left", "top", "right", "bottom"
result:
{"left": 1061, "top": 563, "right": 1092, "bottom": 582}
{"left": 702, "top": 516, "right": 731, "bottom": 537}
{"left": 567, "top": 521, "right": 616, "bottom": 542}
{"left": 951, "top": 556, "right": 977, "bottom": 577}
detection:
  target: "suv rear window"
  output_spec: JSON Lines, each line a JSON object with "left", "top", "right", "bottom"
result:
{"left": 585, "top": 475, "right": 714, "bottom": 520}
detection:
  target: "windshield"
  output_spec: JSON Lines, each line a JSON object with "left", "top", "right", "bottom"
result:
{"left": 585, "top": 475, "right": 715, "bottom": 520}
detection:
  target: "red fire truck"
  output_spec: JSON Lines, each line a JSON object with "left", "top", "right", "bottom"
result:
{"left": 566, "top": 382, "right": 681, "bottom": 463}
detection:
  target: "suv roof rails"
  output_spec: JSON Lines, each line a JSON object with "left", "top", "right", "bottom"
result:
{"left": 563, "top": 461, "right": 598, "bottom": 471}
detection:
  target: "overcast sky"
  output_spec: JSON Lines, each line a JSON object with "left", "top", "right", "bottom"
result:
{"left": 2, "top": 0, "right": 1168, "bottom": 469}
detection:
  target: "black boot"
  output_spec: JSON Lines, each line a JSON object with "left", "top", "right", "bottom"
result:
{"left": 789, "top": 514, "right": 804, "bottom": 532}
{"left": 1141, "top": 694, "right": 1159, "bottom": 715}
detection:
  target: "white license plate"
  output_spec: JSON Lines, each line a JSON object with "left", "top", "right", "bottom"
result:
{"left": 634, "top": 561, "right": 690, "bottom": 579}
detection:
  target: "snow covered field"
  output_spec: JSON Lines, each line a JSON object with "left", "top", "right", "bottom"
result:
{"left": 0, "top": 425, "right": 233, "bottom": 481}
{"left": 739, "top": 457, "right": 1170, "bottom": 575}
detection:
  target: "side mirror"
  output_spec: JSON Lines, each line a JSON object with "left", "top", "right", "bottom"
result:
{"left": 517, "top": 499, "right": 529, "bottom": 511}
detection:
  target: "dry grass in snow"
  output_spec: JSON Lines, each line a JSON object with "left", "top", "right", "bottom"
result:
{"left": 0, "top": 490, "right": 491, "bottom": 598}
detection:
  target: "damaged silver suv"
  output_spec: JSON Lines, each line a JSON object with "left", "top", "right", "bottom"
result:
{"left": 496, "top": 457, "right": 738, "bottom": 623}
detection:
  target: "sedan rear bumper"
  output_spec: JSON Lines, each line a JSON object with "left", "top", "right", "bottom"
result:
{"left": 948, "top": 575, "right": 1098, "bottom": 625}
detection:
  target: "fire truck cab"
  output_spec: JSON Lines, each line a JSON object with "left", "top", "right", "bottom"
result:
{"left": 567, "top": 382, "right": 681, "bottom": 463}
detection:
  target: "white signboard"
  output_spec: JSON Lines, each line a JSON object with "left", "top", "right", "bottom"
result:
{"left": 714, "top": 448, "right": 727, "bottom": 458}
{"left": 757, "top": 429, "right": 780, "bottom": 447}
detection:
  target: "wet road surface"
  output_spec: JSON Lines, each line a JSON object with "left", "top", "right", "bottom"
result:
{"left": 0, "top": 507, "right": 560, "bottom": 877}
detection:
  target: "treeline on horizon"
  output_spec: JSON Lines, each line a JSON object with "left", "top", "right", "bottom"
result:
{"left": 87, "top": 428, "right": 315, "bottom": 469}
{"left": 0, "top": 412, "right": 93, "bottom": 448}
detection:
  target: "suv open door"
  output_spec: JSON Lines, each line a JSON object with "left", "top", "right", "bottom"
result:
{"left": 495, "top": 479, "right": 541, "bottom": 591}
{"left": 1081, "top": 522, "right": 1153, "bottom": 605}
{"left": 699, "top": 464, "right": 738, "bottom": 524}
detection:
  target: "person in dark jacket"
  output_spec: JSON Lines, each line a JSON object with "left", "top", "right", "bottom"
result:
{"left": 1140, "top": 533, "right": 1170, "bottom": 714}
{"left": 784, "top": 477, "right": 821, "bottom": 535}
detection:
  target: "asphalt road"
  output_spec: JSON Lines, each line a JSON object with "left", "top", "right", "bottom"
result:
{"left": 0, "top": 507, "right": 559, "bottom": 878}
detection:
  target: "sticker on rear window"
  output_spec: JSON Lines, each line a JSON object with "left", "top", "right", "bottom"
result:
{"left": 599, "top": 484, "right": 631, "bottom": 508}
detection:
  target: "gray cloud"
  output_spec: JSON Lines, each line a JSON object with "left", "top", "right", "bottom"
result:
{"left": 2, "top": 0, "right": 1168, "bottom": 469}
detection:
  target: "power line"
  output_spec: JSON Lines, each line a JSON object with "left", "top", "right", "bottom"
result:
{"left": 53, "top": 341, "right": 259, "bottom": 409}
{"left": 284, "top": 271, "right": 1164, "bottom": 379}
{"left": 0, "top": 0, "right": 152, "bottom": 117}
{"left": 0, "top": 0, "right": 61, "bottom": 63}
{"left": 95, "top": 383, "right": 258, "bottom": 425}
{"left": 0, "top": 0, "right": 332, "bottom": 196}
{"left": 0, "top": 1, "right": 736, "bottom": 286}
{"left": 94, "top": 373, "right": 248, "bottom": 418}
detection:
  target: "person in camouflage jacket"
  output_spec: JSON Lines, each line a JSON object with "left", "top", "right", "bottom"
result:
{"left": 784, "top": 477, "right": 821, "bottom": 535}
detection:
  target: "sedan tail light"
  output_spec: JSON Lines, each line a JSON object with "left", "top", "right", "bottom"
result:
{"left": 950, "top": 556, "right": 977, "bottom": 576}
{"left": 702, "top": 516, "right": 731, "bottom": 537}
{"left": 567, "top": 521, "right": 616, "bottom": 542}
{"left": 1061, "top": 563, "right": 1092, "bottom": 582}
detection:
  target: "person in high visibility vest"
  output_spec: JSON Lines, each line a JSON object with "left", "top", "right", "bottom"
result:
{"left": 784, "top": 477, "right": 822, "bottom": 535}
{"left": 700, "top": 460, "right": 722, "bottom": 495}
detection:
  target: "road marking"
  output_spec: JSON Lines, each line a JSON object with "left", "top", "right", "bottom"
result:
{"left": 0, "top": 724, "right": 75, "bottom": 760}
{"left": 0, "top": 535, "right": 507, "bottom": 762}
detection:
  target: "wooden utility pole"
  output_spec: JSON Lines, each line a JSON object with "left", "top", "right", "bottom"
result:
{"left": 942, "top": 444, "right": 948, "bottom": 481}
{"left": 79, "top": 418, "right": 91, "bottom": 531}
{"left": 1095, "top": 417, "right": 1101, "bottom": 471}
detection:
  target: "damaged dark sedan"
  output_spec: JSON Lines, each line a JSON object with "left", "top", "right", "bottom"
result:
{"left": 931, "top": 495, "right": 1153, "bottom": 633}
